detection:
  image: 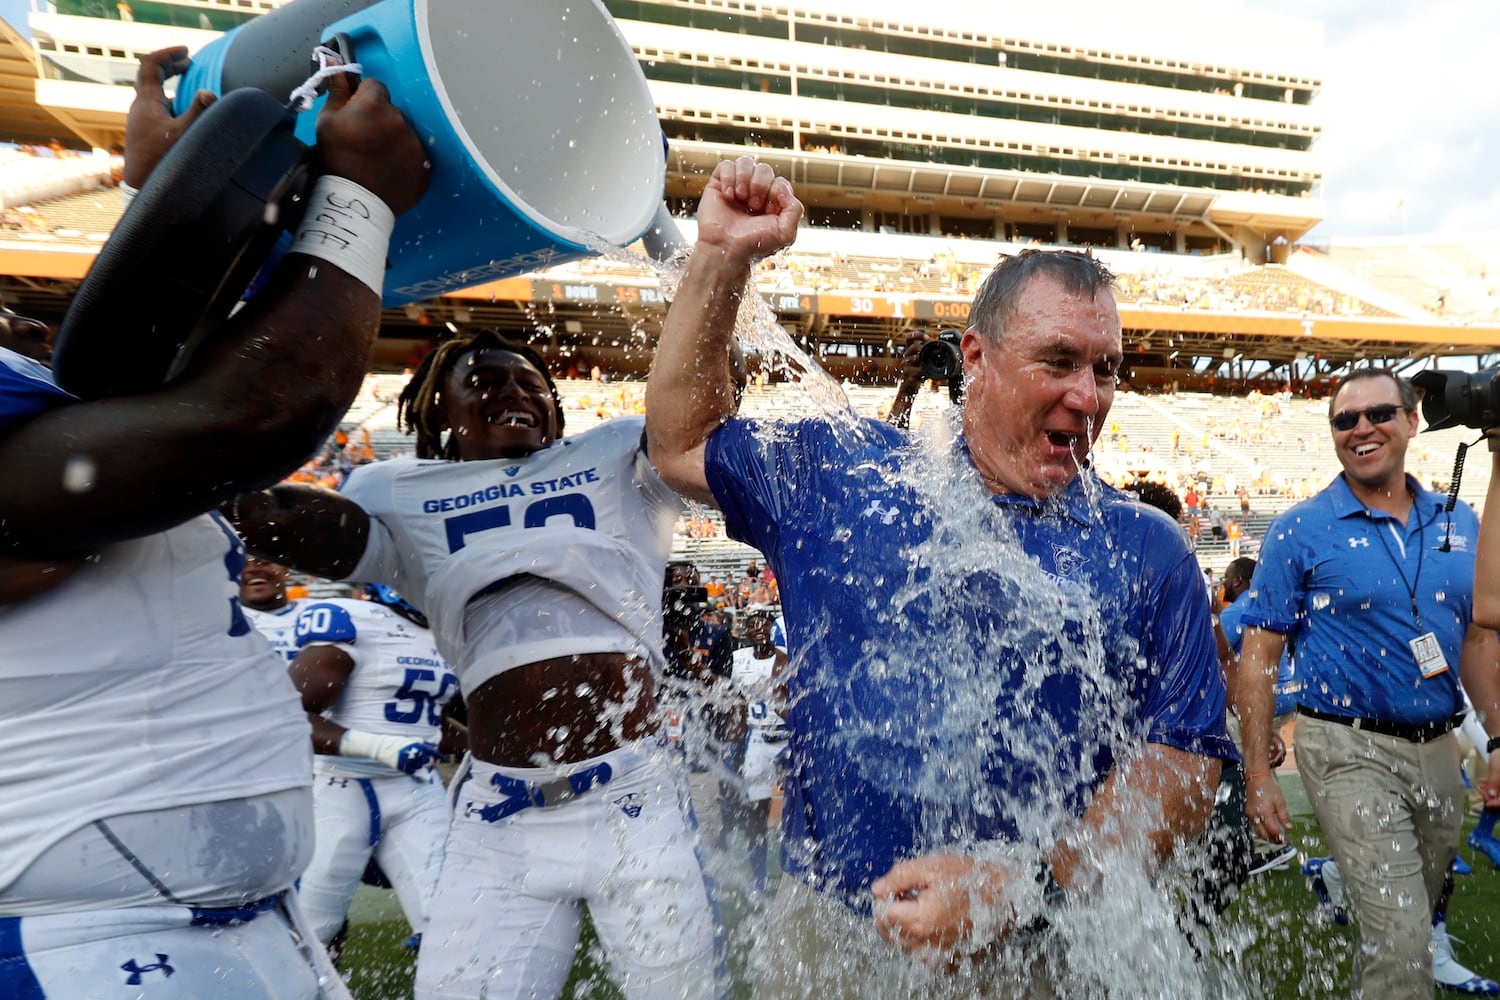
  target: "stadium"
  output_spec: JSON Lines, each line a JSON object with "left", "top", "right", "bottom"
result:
{"left": 3, "top": 0, "right": 1500, "bottom": 996}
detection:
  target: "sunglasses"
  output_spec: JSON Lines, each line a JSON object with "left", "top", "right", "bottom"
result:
{"left": 1329, "top": 403, "right": 1405, "bottom": 432}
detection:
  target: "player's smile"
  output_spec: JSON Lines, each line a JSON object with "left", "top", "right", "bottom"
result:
{"left": 239, "top": 556, "right": 288, "bottom": 610}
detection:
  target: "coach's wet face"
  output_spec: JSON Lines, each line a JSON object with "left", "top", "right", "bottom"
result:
{"left": 441, "top": 348, "right": 559, "bottom": 460}
{"left": 960, "top": 274, "right": 1122, "bottom": 499}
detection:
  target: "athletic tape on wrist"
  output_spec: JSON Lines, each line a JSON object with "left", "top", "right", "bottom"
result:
{"left": 119, "top": 180, "right": 137, "bottom": 208}
{"left": 288, "top": 175, "right": 393, "bottom": 296}
{"left": 338, "top": 728, "right": 382, "bottom": 760}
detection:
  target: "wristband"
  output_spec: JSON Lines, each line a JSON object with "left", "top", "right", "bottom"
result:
{"left": 288, "top": 175, "right": 394, "bottom": 296}
{"left": 1487, "top": 736, "right": 1500, "bottom": 755}
{"left": 1247, "top": 771, "right": 1273, "bottom": 779}
{"left": 119, "top": 180, "right": 137, "bottom": 208}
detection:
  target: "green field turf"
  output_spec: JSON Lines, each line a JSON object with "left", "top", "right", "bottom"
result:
{"left": 340, "top": 775, "right": 1500, "bottom": 999}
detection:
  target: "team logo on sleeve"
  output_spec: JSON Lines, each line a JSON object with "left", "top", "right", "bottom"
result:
{"left": 613, "top": 792, "right": 646, "bottom": 818}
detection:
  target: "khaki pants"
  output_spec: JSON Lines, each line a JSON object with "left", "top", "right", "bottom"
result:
{"left": 1296, "top": 716, "right": 1463, "bottom": 1000}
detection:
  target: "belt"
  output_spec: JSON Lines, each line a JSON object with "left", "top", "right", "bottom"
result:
{"left": 466, "top": 762, "right": 614, "bottom": 823}
{"left": 1297, "top": 707, "right": 1462, "bottom": 744}
{"left": 190, "top": 893, "right": 282, "bottom": 927}
{"left": 753, "top": 730, "right": 789, "bottom": 743}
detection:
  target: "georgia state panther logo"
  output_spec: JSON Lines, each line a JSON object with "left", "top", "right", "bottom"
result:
{"left": 1050, "top": 543, "right": 1086, "bottom": 578}
{"left": 121, "top": 954, "right": 174, "bottom": 985}
{"left": 614, "top": 792, "right": 646, "bottom": 819}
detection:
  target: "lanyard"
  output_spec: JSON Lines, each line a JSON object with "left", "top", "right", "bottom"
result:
{"left": 1370, "top": 504, "right": 1427, "bottom": 631}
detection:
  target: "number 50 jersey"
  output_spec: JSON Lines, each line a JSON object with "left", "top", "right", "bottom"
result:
{"left": 296, "top": 598, "right": 456, "bottom": 779}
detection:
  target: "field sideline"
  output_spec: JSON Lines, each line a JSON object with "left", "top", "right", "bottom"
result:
{"left": 337, "top": 773, "right": 1500, "bottom": 999}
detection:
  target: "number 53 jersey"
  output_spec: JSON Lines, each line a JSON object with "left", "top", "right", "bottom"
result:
{"left": 295, "top": 598, "right": 456, "bottom": 778}
{"left": 339, "top": 416, "right": 680, "bottom": 685}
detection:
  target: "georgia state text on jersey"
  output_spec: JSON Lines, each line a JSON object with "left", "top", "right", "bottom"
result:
{"left": 245, "top": 600, "right": 307, "bottom": 661}
{"left": 295, "top": 598, "right": 456, "bottom": 778}
{"left": 340, "top": 416, "right": 680, "bottom": 685}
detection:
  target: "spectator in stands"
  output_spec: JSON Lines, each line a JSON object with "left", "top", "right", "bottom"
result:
{"left": 646, "top": 157, "right": 1232, "bottom": 994}
{"left": 0, "top": 46, "right": 429, "bottom": 997}
{"left": 1235, "top": 369, "right": 1500, "bottom": 996}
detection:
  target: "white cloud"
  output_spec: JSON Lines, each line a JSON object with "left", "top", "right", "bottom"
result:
{"left": 1246, "top": 0, "right": 1500, "bottom": 238}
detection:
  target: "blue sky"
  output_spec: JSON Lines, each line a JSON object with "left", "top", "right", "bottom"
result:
{"left": 1244, "top": 0, "right": 1500, "bottom": 240}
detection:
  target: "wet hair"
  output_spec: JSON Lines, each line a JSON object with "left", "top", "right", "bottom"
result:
{"left": 397, "top": 329, "right": 565, "bottom": 460}
{"left": 969, "top": 249, "right": 1117, "bottom": 343}
{"left": 1326, "top": 367, "right": 1418, "bottom": 419}
{"left": 1122, "top": 480, "right": 1183, "bottom": 521}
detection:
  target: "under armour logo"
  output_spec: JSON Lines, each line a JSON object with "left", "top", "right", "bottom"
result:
{"left": 861, "top": 500, "right": 900, "bottom": 525}
{"left": 122, "top": 955, "right": 174, "bottom": 985}
{"left": 327, "top": 777, "right": 350, "bottom": 788}
{"left": 1348, "top": 537, "right": 1369, "bottom": 548}
{"left": 614, "top": 792, "right": 645, "bottom": 818}
{"left": 504, "top": 465, "right": 521, "bottom": 477}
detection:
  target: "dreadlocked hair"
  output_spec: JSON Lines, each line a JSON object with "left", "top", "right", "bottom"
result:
{"left": 396, "top": 329, "right": 566, "bottom": 460}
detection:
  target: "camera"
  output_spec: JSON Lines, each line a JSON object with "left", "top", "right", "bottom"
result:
{"left": 1410, "top": 367, "right": 1500, "bottom": 431}
{"left": 918, "top": 328, "right": 964, "bottom": 382}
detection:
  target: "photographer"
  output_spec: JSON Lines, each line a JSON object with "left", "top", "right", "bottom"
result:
{"left": 887, "top": 329, "right": 963, "bottom": 429}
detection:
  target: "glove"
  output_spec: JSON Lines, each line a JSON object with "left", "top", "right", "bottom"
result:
{"left": 339, "top": 729, "right": 444, "bottom": 776}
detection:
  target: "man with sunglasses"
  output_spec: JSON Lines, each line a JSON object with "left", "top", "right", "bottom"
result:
{"left": 1235, "top": 368, "right": 1500, "bottom": 997}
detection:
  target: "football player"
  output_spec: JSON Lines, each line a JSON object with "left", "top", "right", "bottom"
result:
{"left": 288, "top": 585, "right": 460, "bottom": 954}
{"left": 0, "top": 46, "right": 428, "bottom": 999}
{"left": 229, "top": 330, "right": 720, "bottom": 1000}
{"left": 242, "top": 556, "right": 309, "bottom": 660}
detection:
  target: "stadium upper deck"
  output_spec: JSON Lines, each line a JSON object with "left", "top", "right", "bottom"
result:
{"left": 4, "top": 0, "right": 1500, "bottom": 390}
{"left": 20, "top": 0, "right": 1324, "bottom": 258}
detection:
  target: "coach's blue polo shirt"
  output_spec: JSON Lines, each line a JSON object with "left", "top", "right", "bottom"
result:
{"left": 1240, "top": 474, "right": 1475, "bottom": 727}
{"left": 1219, "top": 591, "right": 1299, "bottom": 717}
{"left": 705, "top": 414, "right": 1234, "bottom": 912}
{"left": 0, "top": 346, "right": 72, "bottom": 430}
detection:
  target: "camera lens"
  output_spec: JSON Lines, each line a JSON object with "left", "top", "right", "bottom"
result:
{"left": 917, "top": 339, "right": 963, "bottom": 382}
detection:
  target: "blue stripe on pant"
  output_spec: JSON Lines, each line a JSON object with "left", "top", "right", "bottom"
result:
{"left": 0, "top": 917, "right": 48, "bottom": 999}
{"left": 359, "top": 778, "right": 381, "bottom": 848}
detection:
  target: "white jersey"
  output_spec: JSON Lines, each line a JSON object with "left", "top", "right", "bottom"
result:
{"left": 294, "top": 598, "right": 456, "bottom": 778}
{"left": 245, "top": 600, "right": 307, "bottom": 661}
{"left": 731, "top": 646, "right": 787, "bottom": 735}
{"left": 0, "top": 512, "right": 312, "bottom": 892}
{"left": 342, "top": 416, "right": 680, "bottom": 691}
